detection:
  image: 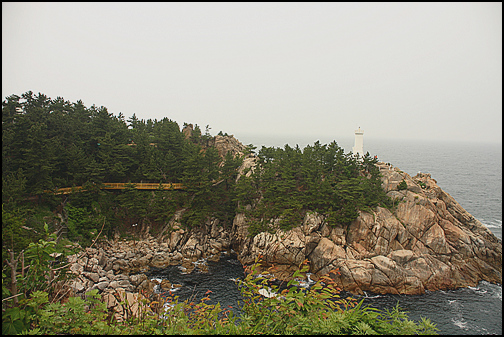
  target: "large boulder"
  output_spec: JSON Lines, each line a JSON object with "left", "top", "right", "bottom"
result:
{"left": 231, "top": 162, "right": 502, "bottom": 295}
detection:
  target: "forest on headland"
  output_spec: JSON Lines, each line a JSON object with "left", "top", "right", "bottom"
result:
{"left": 2, "top": 92, "right": 437, "bottom": 334}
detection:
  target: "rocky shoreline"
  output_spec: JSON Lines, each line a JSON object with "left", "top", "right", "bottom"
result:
{"left": 65, "top": 231, "right": 236, "bottom": 321}
{"left": 62, "top": 142, "right": 502, "bottom": 319}
{"left": 234, "top": 162, "right": 501, "bottom": 295}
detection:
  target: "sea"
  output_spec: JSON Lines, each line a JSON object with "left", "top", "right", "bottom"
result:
{"left": 147, "top": 136, "right": 502, "bottom": 335}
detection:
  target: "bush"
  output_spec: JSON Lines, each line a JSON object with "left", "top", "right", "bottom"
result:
{"left": 397, "top": 179, "right": 408, "bottom": 191}
{"left": 234, "top": 257, "right": 438, "bottom": 335}
{"left": 6, "top": 256, "right": 438, "bottom": 335}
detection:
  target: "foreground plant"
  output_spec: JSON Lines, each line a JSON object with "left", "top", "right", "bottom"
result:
{"left": 235, "top": 256, "right": 438, "bottom": 335}
{"left": 4, "top": 254, "right": 438, "bottom": 335}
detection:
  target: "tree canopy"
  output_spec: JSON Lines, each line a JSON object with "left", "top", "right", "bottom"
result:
{"left": 2, "top": 91, "right": 391, "bottom": 253}
{"left": 236, "top": 141, "right": 391, "bottom": 235}
{"left": 2, "top": 92, "right": 242, "bottom": 253}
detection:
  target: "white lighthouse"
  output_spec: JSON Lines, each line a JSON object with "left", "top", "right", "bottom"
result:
{"left": 352, "top": 127, "right": 364, "bottom": 157}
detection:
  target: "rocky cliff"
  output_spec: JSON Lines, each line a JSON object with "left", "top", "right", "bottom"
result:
{"left": 65, "top": 136, "right": 501, "bottom": 300}
{"left": 182, "top": 123, "right": 248, "bottom": 159}
{"left": 232, "top": 161, "right": 502, "bottom": 295}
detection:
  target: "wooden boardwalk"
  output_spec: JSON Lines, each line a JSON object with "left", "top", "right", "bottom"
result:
{"left": 45, "top": 182, "right": 185, "bottom": 195}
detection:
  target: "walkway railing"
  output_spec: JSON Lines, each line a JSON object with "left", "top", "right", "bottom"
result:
{"left": 44, "top": 182, "right": 185, "bottom": 195}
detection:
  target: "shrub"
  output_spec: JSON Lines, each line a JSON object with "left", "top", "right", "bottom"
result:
{"left": 234, "top": 257, "right": 438, "bottom": 335}
{"left": 397, "top": 179, "right": 408, "bottom": 191}
{"left": 7, "top": 256, "right": 438, "bottom": 335}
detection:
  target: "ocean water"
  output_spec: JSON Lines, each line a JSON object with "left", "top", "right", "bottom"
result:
{"left": 148, "top": 136, "right": 502, "bottom": 335}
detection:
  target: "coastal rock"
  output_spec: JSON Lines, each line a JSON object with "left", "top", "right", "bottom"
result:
{"left": 181, "top": 234, "right": 204, "bottom": 258}
{"left": 181, "top": 124, "right": 247, "bottom": 159}
{"left": 231, "top": 162, "right": 502, "bottom": 295}
{"left": 137, "top": 279, "right": 155, "bottom": 295}
{"left": 209, "top": 134, "right": 248, "bottom": 159}
{"left": 150, "top": 252, "right": 172, "bottom": 268}
{"left": 309, "top": 238, "right": 345, "bottom": 274}
{"left": 65, "top": 156, "right": 501, "bottom": 299}
{"left": 129, "top": 274, "right": 147, "bottom": 287}
{"left": 160, "top": 279, "right": 172, "bottom": 291}
{"left": 83, "top": 272, "right": 100, "bottom": 283}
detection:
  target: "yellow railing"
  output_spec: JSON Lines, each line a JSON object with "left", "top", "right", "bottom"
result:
{"left": 44, "top": 182, "right": 185, "bottom": 195}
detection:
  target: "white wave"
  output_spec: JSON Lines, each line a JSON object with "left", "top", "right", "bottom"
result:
{"left": 451, "top": 317, "right": 468, "bottom": 330}
{"left": 494, "top": 289, "right": 502, "bottom": 301}
{"left": 480, "top": 219, "right": 502, "bottom": 228}
{"left": 227, "top": 259, "right": 242, "bottom": 265}
{"left": 365, "top": 295, "right": 383, "bottom": 299}
{"left": 362, "top": 291, "right": 383, "bottom": 299}
{"left": 193, "top": 258, "right": 207, "bottom": 266}
{"left": 168, "top": 286, "right": 180, "bottom": 292}
{"left": 448, "top": 298, "right": 469, "bottom": 330}
{"left": 258, "top": 286, "right": 277, "bottom": 298}
{"left": 468, "top": 282, "right": 496, "bottom": 296}
{"left": 296, "top": 273, "right": 316, "bottom": 288}
{"left": 483, "top": 283, "right": 503, "bottom": 301}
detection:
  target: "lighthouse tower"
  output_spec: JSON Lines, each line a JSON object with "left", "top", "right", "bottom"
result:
{"left": 352, "top": 127, "right": 364, "bottom": 157}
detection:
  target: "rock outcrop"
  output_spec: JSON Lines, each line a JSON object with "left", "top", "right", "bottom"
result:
{"left": 65, "top": 246, "right": 155, "bottom": 322}
{"left": 63, "top": 135, "right": 501, "bottom": 302}
{"left": 208, "top": 135, "right": 248, "bottom": 159}
{"left": 232, "top": 162, "right": 502, "bottom": 295}
{"left": 64, "top": 221, "right": 234, "bottom": 321}
{"left": 181, "top": 123, "right": 248, "bottom": 159}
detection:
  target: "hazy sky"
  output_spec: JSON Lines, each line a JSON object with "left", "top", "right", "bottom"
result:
{"left": 2, "top": 2, "right": 502, "bottom": 144}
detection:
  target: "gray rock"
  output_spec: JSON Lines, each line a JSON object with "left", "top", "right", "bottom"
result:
{"left": 129, "top": 274, "right": 147, "bottom": 287}
{"left": 70, "top": 280, "right": 85, "bottom": 292}
{"left": 95, "top": 281, "right": 109, "bottom": 291}
{"left": 70, "top": 263, "right": 84, "bottom": 274}
{"left": 84, "top": 272, "right": 100, "bottom": 283}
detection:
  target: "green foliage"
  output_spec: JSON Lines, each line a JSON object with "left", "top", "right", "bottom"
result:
{"left": 2, "top": 90, "right": 393, "bottom": 240}
{"left": 2, "top": 206, "right": 33, "bottom": 258}
{"left": 239, "top": 141, "right": 391, "bottom": 234}
{"left": 65, "top": 204, "right": 96, "bottom": 245}
{"left": 2, "top": 224, "right": 77, "bottom": 335}
{"left": 2, "top": 91, "right": 249, "bottom": 243}
{"left": 416, "top": 180, "right": 427, "bottom": 189}
{"left": 3, "top": 305, "right": 31, "bottom": 335}
{"left": 2, "top": 168, "right": 27, "bottom": 207}
{"left": 10, "top": 258, "right": 438, "bottom": 335}
{"left": 397, "top": 179, "right": 408, "bottom": 191}
{"left": 234, "top": 257, "right": 438, "bottom": 335}
{"left": 24, "top": 289, "right": 118, "bottom": 335}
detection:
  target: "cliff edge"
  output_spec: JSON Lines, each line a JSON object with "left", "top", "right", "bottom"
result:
{"left": 83, "top": 136, "right": 501, "bottom": 297}
{"left": 232, "top": 161, "right": 502, "bottom": 295}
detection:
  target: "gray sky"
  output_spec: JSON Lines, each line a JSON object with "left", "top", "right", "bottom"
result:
{"left": 2, "top": 2, "right": 502, "bottom": 144}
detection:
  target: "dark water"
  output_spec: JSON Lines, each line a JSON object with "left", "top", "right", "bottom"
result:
{"left": 147, "top": 252, "right": 246, "bottom": 317}
{"left": 148, "top": 137, "right": 502, "bottom": 335}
